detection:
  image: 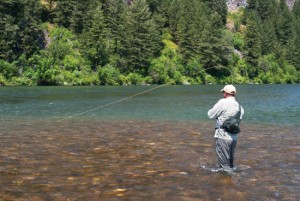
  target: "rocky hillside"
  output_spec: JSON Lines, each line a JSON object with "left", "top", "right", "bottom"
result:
{"left": 227, "top": 0, "right": 297, "bottom": 11}
{"left": 286, "top": 0, "right": 297, "bottom": 9}
{"left": 227, "top": 0, "right": 247, "bottom": 11}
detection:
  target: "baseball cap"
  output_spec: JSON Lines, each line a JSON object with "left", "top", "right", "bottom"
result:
{"left": 221, "top": 85, "right": 236, "bottom": 95}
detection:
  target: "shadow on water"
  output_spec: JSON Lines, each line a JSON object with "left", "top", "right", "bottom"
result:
{"left": 0, "top": 119, "right": 299, "bottom": 200}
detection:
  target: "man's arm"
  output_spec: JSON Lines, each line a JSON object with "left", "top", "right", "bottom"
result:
{"left": 208, "top": 100, "right": 223, "bottom": 119}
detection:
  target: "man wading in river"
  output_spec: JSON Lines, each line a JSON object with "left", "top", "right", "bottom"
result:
{"left": 208, "top": 85, "right": 244, "bottom": 173}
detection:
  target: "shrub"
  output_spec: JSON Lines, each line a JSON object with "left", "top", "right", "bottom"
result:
{"left": 81, "top": 73, "right": 100, "bottom": 85}
{"left": 173, "top": 71, "right": 183, "bottom": 84}
{"left": 98, "top": 65, "right": 120, "bottom": 85}
{"left": 0, "top": 60, "right": 18, "bottom": 80}
{"left": 143, "top": 76, "right": 153, "bottom": 84}
{"left": 118, "top": 75, "right": 128, "bottom": 85}
{"left": 148, "top": 60, "right": 169, "bottom": 84}
{"left": 63, "top": 55, "right": 84, "bottom": 71}
{"left": 0, "top": 73, "right": 8, "bottom": 85}
{"left": 127, "top": 73, "right": 143, "bottom": 85}
{"left": 205, "top": 74, "right": 217, "bottom": 84}
{"left": 11, "top": 76, "right": 35, "bottom": 86}
{"left": 233, "top": 32, "right": 244, "bottom": 50}
{"left": 185, "top": 58, "right": 205, "bottom": 80}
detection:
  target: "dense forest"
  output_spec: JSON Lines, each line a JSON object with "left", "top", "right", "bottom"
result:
{"left": 0, "top": 0, "right": 299, "bottom": 86}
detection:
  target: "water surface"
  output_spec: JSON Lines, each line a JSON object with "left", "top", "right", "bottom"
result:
{"left": 0, "top": 85, "right": 299, "bottom": 200}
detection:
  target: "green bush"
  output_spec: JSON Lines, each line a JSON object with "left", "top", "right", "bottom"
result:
{"left": 28, "top": 53, "right": 57, "bottom": 85}
{"left": 148, "top": 60, "right": 169, "bottom": 84}
{"left": 63, "top": 55, "right": 84, "bottom": 71}
{"left": 234, "top": 74, "right": 248, "bottom": 84}
{"left": 127, "top": 73, "right": 143, "bottom": 85}
{"left": 98, "top": 65, "right": 120, "bottom": 85}
{"left": 173, "top": 71, "right": 183, "bottom": 84}
{"left": 233, "top": 32, "right": 244, "bottom": 50}
{"left": 0, "top": 60, "right": 18, "bottom": 80}
{"left": 81, "top": 73, "right": 100, "bottom": 85}
{"left": 43, "top": 67, "right": 61, "bottom": 85}
{"left": 205, "top": 74, "right": 217, "bottom": 84}
{"left": 283, "top": 64, "right": 299, "bottom": 83}
{"left": 185, "top": 58, "right": 205, "bottom": 80}
{"left": 193, "top": 76, "right": 204, "bottom": 84}
{"left": 11, "top": 76, "right": 35, "bottom": 86}
{"left": 60, "top": 70, "right": 76, "bottom": 85}
{"left": 143, "top": 76, "right": 153, "bottom": 84}
{"left": 0, "top": 73, "right": 8, "bottom": 85}
{"left": 118, "top": 75, "right": 129, "bottom": 85}
{"left": 48, "top": 27, "right": 80, "bottom": 62}
{"left": 149, "top": 38, "right": 184, "bottom": 84}
{"left": 22, "top": 68, "right": 38, "bottom": 82}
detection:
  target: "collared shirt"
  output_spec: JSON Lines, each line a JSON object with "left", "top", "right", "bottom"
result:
{"left": 208, "top": 97, "right": 244, "bottom": 140}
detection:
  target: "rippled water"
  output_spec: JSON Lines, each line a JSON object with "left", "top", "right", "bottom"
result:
{"left": 0, "top": 85, "right": 299, "bottom": 200}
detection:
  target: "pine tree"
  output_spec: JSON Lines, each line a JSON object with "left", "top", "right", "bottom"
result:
{"left": 257, "top": 0, "right": 274, "bottom": 21}
{"left": 244, "top": 0, "right": 259, "bottom": 22}
{"left": 176, "top": 0, "right": 207, "bottom": 63}
{"left": 260, "top": 20, "right": 277, "bottom": 55}
{"left": 0, "top": 0, "right": 43, "bottom": 61}
{"left": 104, "top": 0, "right": 126, "bottom": 57}
{"left": 41, "top": 0, "right": 57, "bottom": 22}
{"left": 176, "top": 0, "right": 195, "bottom": 62}
{"left": 199, "top": 12, "right": 231, "bottom": 76}
{"left": 145, "top": 0, "right": 160, "bottom": 13}
{"left": 19, "top": 0, "right": 43, "bottom": 58}
{"left": 276, "top": 0, "right": 295, "bottom": 46}
{"left": 81, "top": 3, "right": 108, "bottom": 69}
{"left": 291, "top": 1, "right": 300, "bottom": 70}
{"left": 246, "top": 0, "right": 259, "bottom": 10}
{"left": 205, "top": 0, "right": 227, "bottom": 26}
{"left": 0, "top": 1, "right": 19, "bottom": 62}
{"left": 122, "top": 0, "right": 161, "bottom": 74}
{"left": 285, "top": 11, "right": 300, "bottom": 70}
{"left": 168, "top": 0, "right": 181, "bottom": 38}
{"left": 244, "top": 17, "right": 261, "bottom": 78}
{"left": 293, "top": 0, "right": 300, "bottom": 18}
{"left": 54, "top": 0, "right": 74, "bottom": 28}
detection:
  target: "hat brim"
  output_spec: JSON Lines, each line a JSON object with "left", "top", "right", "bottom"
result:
{"left": 221, "top": 89, "right": 236, "bottom": 94}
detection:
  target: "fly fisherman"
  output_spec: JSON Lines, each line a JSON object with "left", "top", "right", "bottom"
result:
{"left": 208, "top": 85, "right": 244, "bottom": 173}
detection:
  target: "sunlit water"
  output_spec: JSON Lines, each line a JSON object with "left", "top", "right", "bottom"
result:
{"left": 0, "top": 85, "right": 299, "bottom": 200}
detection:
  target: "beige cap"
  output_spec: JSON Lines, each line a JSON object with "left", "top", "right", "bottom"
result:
{"left": 221, "top": 85, "right": 236, "bottom": 95}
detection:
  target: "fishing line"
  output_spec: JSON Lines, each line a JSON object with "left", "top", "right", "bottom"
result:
{"left": 57, "top": 84, "right": 167, "bottom": 122}
{"left": 57, "top": 66, "right": 233, "bottom": 122}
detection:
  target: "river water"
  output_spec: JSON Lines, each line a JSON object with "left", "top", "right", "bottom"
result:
{"left": 0, "top": 85, "right": 299, "bottom": 200}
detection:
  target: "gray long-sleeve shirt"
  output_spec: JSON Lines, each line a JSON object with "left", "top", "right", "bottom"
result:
{"left": 208, "top": 97, "right": 244, "bottom": 140}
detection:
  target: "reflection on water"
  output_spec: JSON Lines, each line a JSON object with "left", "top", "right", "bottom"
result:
{"left": 0, "top": 119, "right": 299, "bottom": 200}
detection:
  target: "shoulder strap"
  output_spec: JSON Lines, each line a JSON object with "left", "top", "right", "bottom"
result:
{"left": 235, "top": 104, "right": 242, "bottom": 119}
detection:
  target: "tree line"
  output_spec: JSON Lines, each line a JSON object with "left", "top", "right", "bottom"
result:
{"left": 0, "top": 0, "right": 299, "bottom": 86}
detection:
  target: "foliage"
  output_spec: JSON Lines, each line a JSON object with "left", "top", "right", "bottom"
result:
{"left": 0, "top": 59, "right": 18, "bottom": 80}
{"left": 98, "top": 65, "right": 120, "bottom": 86}
{"left": 148, "top": 38, "right": 183, "bottom": 84}
{"left": 0, "top": 0, "right": 43, "bottom": 62}
{"left": 81, "top": 2, "right": 108, "bottom": 69}
{"left": 122, "top": 0, "right": 161, "bottom": 74}
{"left": 0, "top": 0, "right": 299, "bottom": 85}
{"left": 0, "top": 73, "right": 8, "bottom": 85}
{"left": 127, "top": 73, "right": 144, "bottom": 85}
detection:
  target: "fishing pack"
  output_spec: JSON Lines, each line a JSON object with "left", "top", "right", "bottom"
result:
{"left": 221, "top": 104, "right": 241, "bottom": 134}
